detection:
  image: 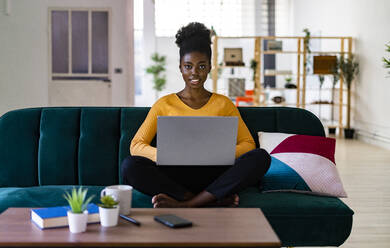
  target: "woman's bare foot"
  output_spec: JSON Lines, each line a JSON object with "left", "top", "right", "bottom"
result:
{"left": 152, "top": 193, "right": 189, "bottom": 208}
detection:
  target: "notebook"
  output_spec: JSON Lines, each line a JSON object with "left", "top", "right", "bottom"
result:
{"left": 157, "top": 116, "right": 238, "bottom": 166}
{"left": 31, "top": 203, "right": 100, "bottom": 229}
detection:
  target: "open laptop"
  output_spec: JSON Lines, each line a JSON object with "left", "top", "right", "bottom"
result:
{"left": 157, "top": 116, "right": 238, "bottom": 166}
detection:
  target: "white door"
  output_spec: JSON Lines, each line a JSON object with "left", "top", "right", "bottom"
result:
{"left": 48, "top": 8, "right": 112, "bottom": 106}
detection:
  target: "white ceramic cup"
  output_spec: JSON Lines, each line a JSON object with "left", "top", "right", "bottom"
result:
{"left": 100, "top": 185, "right": 132, "bottom": 215}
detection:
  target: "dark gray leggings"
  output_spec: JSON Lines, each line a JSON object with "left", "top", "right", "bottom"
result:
{"left": 121, "top": 148, "right": 271, "bottom": 201}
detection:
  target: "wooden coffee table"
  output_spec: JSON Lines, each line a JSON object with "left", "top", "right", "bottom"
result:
{"left": 0, "top": 208, "right": 280, "bottom": 247}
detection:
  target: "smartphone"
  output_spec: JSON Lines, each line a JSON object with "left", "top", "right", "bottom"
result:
{"left": 154, "top": 214, "right": 193, "bottom": 228}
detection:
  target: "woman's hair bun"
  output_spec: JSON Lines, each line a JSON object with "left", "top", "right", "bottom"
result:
{"left": 175, "top": 22, "right": 211, "bottom": 48}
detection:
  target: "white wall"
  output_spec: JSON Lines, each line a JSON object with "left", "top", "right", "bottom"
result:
{"left": 0, "top": 0, "right": 133, "bottom": 116}
{"left": 292, "top": 0, "right": 390, "bottom": 149}
{"left": 0, "top": 0, "right": 49, "bottom": 115}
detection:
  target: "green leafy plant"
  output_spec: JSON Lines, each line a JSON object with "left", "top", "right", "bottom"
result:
{"left": 98, "top": 195, "right": 119, "bottom": 209}
{"left": 383, "top": 43, "right": 390, "bottom": 75}
{"left": 210, "top": 25, "right": 217, "bottom": 38}
{"left": 209, "top": 62, "right": 223, "bottom": 79}
{"left": 318, "top": 75, "right": 325, "bottom": 88}
{"left": 339, "top": 55, "right": 359, "bottom": 129}
{"left": 146, "top": 53, "right": 167, "bottom": 98}
{"left": 250, "top": 59, "right": 258, "bottom": 82}
{"left": 303, "top": 28, "right": 312, "bottom": 72}
{"left": 284, "top": 76, "right": 296, "bottom": 89}
{"left": 63, "top": 187, "right": 94, "bottom": 214}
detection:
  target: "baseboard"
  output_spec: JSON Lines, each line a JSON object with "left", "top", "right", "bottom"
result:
{"left": 356, "top": 129, "right": 390, "bottom": 150}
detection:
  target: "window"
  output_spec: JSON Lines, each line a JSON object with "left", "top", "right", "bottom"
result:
{"left": 49, "top": 8, "right": 110, "bottom": 81}
{"left": 155, "top": 0, "right": 257, "bottom": 37}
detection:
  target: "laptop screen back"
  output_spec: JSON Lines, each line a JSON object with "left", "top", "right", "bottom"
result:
{"left": 157, "top": 116, "right": 238, "bottom": 166}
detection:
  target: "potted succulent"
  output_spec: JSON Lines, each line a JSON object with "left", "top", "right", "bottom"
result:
{"left": 284, "top": 76, "right": 296, "bottom": 89}
{"left": 146, "top": 52, "right": 167, "bottom": 100}
{"left": 339, "top": 55, "right": 359, "bottom": 139}
{"left": 63, "top": 187, "right": 94, "bottom": 233}
{"left": 98, "top": 195, "right": 119, "bottom": 227}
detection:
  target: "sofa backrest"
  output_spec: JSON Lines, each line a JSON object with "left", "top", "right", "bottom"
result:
{"left": 0, "top": 107, "right": 324, "bottom": 187}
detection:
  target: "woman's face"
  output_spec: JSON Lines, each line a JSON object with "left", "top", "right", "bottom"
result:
{"left": 179, "top": 51, "right": 211, "bottom": 89}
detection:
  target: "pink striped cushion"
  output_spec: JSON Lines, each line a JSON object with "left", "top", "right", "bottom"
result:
{"left": 259, "top": 132, "right": 347, "bottom": 198}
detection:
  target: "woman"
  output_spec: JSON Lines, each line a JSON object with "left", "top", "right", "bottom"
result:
{"left": 121, "top": 22, "right": 270, "bottom": 208}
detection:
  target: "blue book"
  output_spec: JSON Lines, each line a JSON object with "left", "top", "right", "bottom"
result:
{"left": 31, "top": 203, "right": 100, "bottom": 229}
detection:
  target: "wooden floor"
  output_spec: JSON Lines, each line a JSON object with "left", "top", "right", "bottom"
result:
{"left": 308, "top": 138, "right": 390, "bottom": 248}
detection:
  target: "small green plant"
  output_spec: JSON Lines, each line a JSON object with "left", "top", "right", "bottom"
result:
{"left": 383, "top": 43, "right": 390, "bottom": 75}
{"left": 318, "top": 75, "right": 325, "bottom": 88}
{"left": 284, "top": 76, "right": 296, "bottom": 88}
{"left": 250, "top": 59, "right": 258, "bottom": 82}
{"left": 98, "top": 195, "right": 119, "bottom": 209}
{"left": 210, "top": 25, "right": 217, "bottom": 38}
{"left": 63, "top": 187, "right": 94, "bottom": 214}
{"left": 146, "top": 53, "right": 167, "bottom": 98}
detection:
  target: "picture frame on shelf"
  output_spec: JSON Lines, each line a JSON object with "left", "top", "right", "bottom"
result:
{"left": 224, "top": 48, "right": 245, "bottom": 66}
{"left": 313, "top": 55, "right": 337, "bottom": 74}
{"left": 266, "top": 40, "right": 283, "bottom": 51}
{"left": 228, "top": 78, "right": 245, "bottom": 97}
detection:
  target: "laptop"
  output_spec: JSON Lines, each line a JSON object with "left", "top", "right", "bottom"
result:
{"left": 157, "top": 116, "right": 238, "bottom": 166}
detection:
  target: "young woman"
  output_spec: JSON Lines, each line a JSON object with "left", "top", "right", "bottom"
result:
{"left": 121, "top": 22, "right": 270, "bottom": 208}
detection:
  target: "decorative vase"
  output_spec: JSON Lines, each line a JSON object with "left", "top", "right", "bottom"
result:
{"left": 344, "top": 128, "right": 355, "bottom": 139}
{"left": 67, "top": 210, "right": 88, "bottom": 233}
{"left": 99, "top": 206, "right": 119, "bottom": 227}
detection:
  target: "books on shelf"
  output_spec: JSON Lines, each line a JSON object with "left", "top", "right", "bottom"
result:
{"left": 31, "top": 203, "right": 100, "bottom": 229}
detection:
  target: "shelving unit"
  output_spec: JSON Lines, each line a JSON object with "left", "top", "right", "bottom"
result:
{"left": 211, "top": 35, "right": 353, "bottom": 136}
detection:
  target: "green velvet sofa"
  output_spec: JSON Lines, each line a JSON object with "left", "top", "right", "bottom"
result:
{"left": 0, "top": 107, "right": 353, "bottom": 247}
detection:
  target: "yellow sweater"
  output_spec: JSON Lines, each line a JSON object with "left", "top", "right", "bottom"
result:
{"left": 130, "top": 93, "right": 256, "bottom": 162}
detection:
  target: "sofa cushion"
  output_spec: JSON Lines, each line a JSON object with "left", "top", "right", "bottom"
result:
{"left": 0, "top": 186, "right": 153, "bottom": 214}
{"left": 79, "top": 108, "right": 121, "bottom": 185}
{"left": 39, "top": 109, "right": 80, "bottom": 185}
{"left": 258, "top": 132, "right": 347, "bottom": 197}
{"left": 0, "top": 108, "right": 41, "bottom": 187}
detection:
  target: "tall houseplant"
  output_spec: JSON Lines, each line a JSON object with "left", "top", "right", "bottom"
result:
{"left": 329, "top": 58, "right": 340, "bottom": 134}
{"left": 339, "top": 55, "right": 359, "bottom": 138}
{"left": 146, "top": 53, "right": 167, "bottom": 100}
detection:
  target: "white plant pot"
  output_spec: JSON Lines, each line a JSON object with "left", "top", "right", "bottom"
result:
{"left": 67, "top": 210, "right": 88, "bottom": 233}
{"left": 99, "top": 206, "right": 119, "bottom": 227}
